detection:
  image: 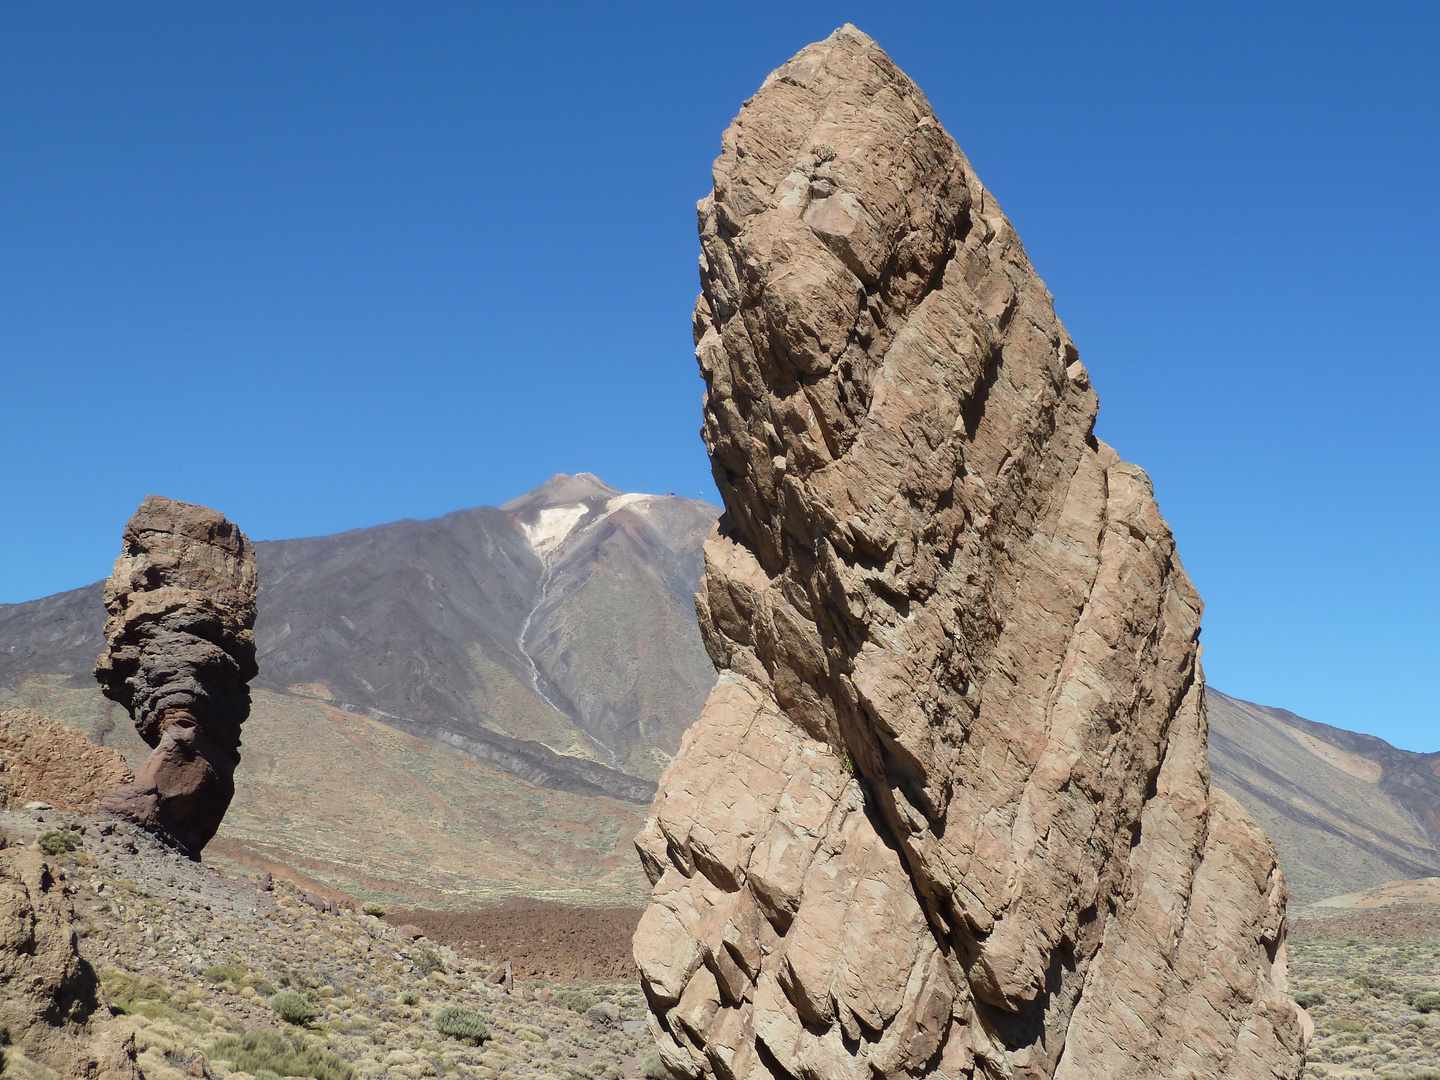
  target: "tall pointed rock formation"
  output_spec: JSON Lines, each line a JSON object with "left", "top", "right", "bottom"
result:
{"left": 633, "top": 26, "right": 1307, "bottom": 1080}
{"left": 95, "top": 495, "right": 259, "bottom": 857}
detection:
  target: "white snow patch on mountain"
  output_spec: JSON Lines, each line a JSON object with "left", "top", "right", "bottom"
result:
{"left": 522, "top": 503, "right": 588, "bottom": 559}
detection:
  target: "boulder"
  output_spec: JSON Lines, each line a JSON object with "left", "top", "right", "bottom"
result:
{"left": 94, "top": 495, "right": 258, "bottom": 858}
{"left": 0, "top": 846, "right": 141, "bottom": 1078}
{"left": 633, "top": 25, "right": 1308, "bottom": 1080}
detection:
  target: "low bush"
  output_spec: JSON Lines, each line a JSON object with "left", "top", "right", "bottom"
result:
{"left": 269, "top": 989, "right": 318, "bottom": 1026}
{"left": 554, "top": 988, "right": 597, "bottom": 1014}
{"left": 362, "top": 902, "right": 385, "bottom": 916}
{"left": 1414, "top": 991, "right": 1440, "bottom": 1014}
{"left": 210, "top": 1029, "right": 351, "bottom": 1080}
{"left": 1353, "top": 971, "right": 1400, "bottom": 994}
{"left": 204, "top": 963, "right": 248, "bottom": 986}
{"left": 1293, "top": 990, "right": 1325, "bottom": 1008}
{"left": 36, "top": 829, "right": 80, "bottom": 855}
{"left": 101, "top": 970, "right": 177, "bottom": 1021}
{"left": 414, "top": 948, "right": 445, "bottom": 975}
{"left": 434, "top": 1004, "right": 489, "bottom": 1044}
{"left": 641, "top": 1050, "right": 671, "bottom": 1080}
{"left": 400, "top": 991, "right": 420, "bottom": 1006}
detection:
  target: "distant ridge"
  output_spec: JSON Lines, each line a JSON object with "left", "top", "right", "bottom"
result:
{"left": 1207, "top": 689, "right": 1440, "bottom": 900}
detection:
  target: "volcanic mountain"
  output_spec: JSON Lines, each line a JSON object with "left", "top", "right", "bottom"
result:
{"left": 1, "top": 473, "right": 715, "bottom": 802}
{"left": 1, "top": 475, "right": 1436, "bottom": 905}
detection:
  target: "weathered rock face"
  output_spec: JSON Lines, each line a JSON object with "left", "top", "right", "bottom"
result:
{"left": 0, "top": 708, "right": 134, "bottom": 813}
{"left": 0, "top": 845, "right": 141, "bottom": 1078}
{"left": 634, "top": 25, "right": 1307, "bottom": 1080}
{"left": 94, "top": 495, "right": 258, "bottom": 857}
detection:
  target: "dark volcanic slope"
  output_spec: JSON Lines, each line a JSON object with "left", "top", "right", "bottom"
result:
{"left": 1208, "top": 689, "right": 1440, "bottom": 900}
{"left": 5, "top": 481, "right": 1437, "bottom": 892}
{"left": 0, "top": 475, "right": 719, "bottom": 803}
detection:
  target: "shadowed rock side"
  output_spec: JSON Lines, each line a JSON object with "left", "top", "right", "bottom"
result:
{"left": 634, "top": 26, "right": 1306, "bottom": 1080}
{"left": 94, "top": 495, "right": 258, "bottom": 857}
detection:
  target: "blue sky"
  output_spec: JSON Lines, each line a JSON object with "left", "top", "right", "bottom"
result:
{"left": 2, "top": 3, "right": 1436, "bottom": 751}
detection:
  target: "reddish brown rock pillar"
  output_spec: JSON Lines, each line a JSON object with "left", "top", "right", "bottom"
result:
{"left": 94, "top": 495, "right": 258, "bottom": 858}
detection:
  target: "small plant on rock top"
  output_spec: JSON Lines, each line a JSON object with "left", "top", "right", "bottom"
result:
{"left": 269, "top": 988, "right": 318, "bottom": 1026}
{"left": 36, "top": 829, "right": 81, "bottom": 855}
{"left": 434, "top": 1004, "right": 489, "bottom": 1044}
{"left": 642, "top": 1050, "right": 671, "bottom": 1080}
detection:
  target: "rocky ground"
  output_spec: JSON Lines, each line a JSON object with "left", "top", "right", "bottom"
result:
{"left": 1290, "top": 905, "right": 1440, "bottom": 1078}
{"left": 7, "top": 795, "right": 1440, "bottom": 1079}
{"left": 0, "top": 807, "right": 656, "bottom": 1080}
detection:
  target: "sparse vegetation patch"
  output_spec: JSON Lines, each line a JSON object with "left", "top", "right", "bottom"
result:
{"left": 268, "top": 988, "right": 318, "bottom": 1026}
{"left": 210, "top": 1028, "right": 352, "bottom": 1080}
{"left": 36, "top": 829, "right": 80, "bottom": 855}
{"left": 434, "top": 1004, "right": 489, "bottom": 1044}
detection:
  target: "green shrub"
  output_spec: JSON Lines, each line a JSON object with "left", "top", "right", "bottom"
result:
{"left": 434, "top": 1004, "right": 489, "bottom": 1044}
{"left": 210, "top": 1029, "right": 351, "bottom": 1080}
{"left": 204, "top": 963, "right": 248, "bottom": 986}
{"left": 36, "top": 829, "right": 80, "bottom": 855}
{"left": 1329, "top": 1018, "right": 1366, "bottom": 1033}
{"left": 414, "top": 948, "right": 444, "bottom": 975}
{"left": 1353, "top": 971, "right": 1400, "bottom": 994}
{"left": 249, "top": 976, "right": 278, "bottom": 997}
{"left": 1293, "top": 990, "right": 1325, "bottom": 1008}
{"left": 101, "top": 970, "right": 177, "bottom": 1020}
{"left": 1414, "top": 991, "right": 1440, "bottom": 1013}
{"left": 400, "top": 991, "right": 420, "bottom": 1006}
{"left": 254, "top": 1071, "right": 282, "bottom": 1080}
{"left": 268, "top": 989, "right": 318, "bottom": 1026}
{"left": 362, "top": 902, "right": 385, "bottom": 917}
{"left": 554, "top": 988, "right": 598, "bottom": 1014}
{"left": 641, "top": 1050, "right": 671, "bottom": 1080}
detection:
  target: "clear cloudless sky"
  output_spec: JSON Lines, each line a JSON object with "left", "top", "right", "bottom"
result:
{"left": 2, "top": 3, "right": 1437, "bottom": 750}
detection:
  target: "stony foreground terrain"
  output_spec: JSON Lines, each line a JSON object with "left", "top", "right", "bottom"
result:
{"left": 0, "top": 807, "right": 654, "bottom": 1080}
{"left": 4, "top": 799, "right": 1440, "bottom": 1077}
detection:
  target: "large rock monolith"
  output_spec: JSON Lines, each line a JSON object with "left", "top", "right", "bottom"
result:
{"left": 95, "top": 495, "right": 258, "bottom": 857}
{"left": 633, "top": 26, "right": 1308, "bottom": 1080}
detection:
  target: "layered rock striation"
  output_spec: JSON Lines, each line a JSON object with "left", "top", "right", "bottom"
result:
{"left": 95, "top": 495, "right": 258, "bottom": 857}
{"left": 634, "top": 26, "right": 1307, "bottom": 1080}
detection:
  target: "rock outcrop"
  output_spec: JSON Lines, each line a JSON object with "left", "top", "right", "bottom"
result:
{"left": 634, "top": 25, "right": 1307, "bottom": 1080}
{"left": 0, "top": 708, "right": 134, "bottom": 813}
{"left": 94, "top": 495, "right": 258, "bottom": 857}
{"left": 0, "top": 844, "right": 140, "bottom": 1078}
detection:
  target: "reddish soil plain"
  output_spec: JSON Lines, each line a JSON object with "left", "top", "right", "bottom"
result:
{"left": 385, "top": 900, "right": 645, "bottom": 981}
